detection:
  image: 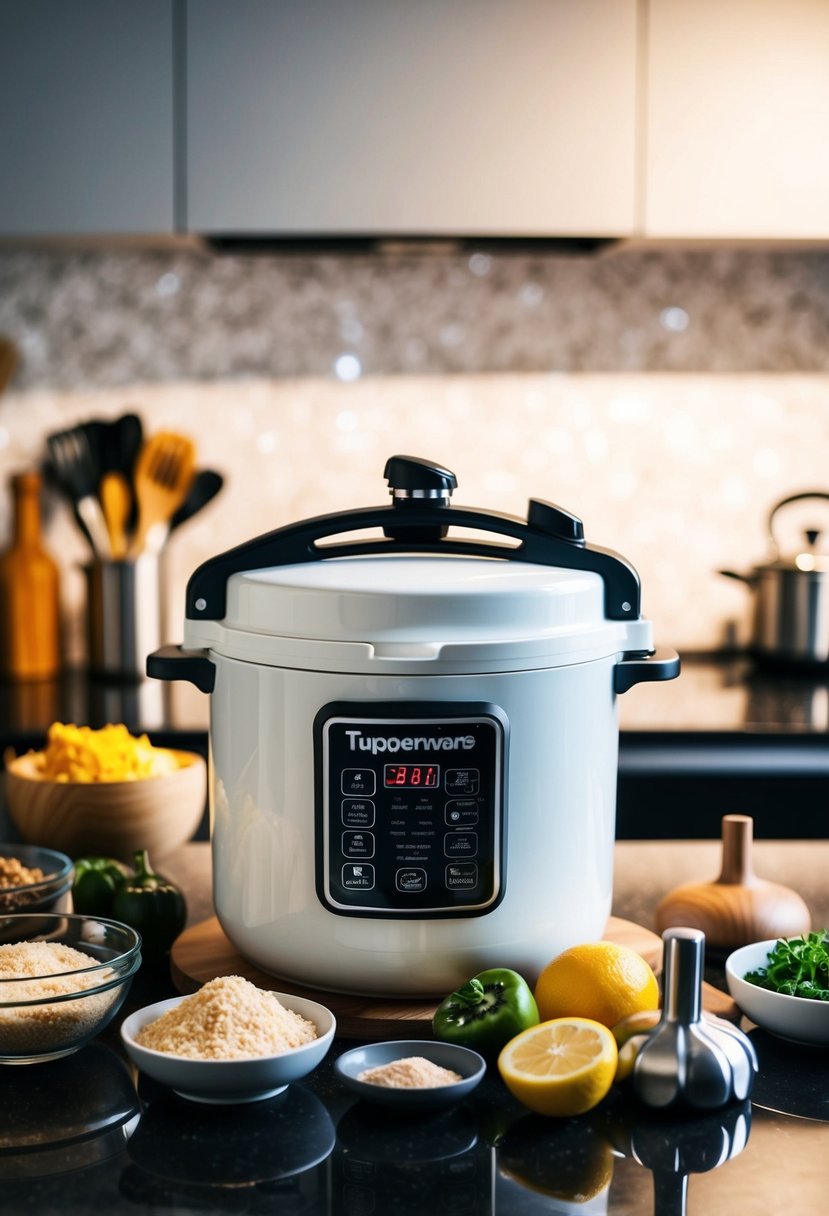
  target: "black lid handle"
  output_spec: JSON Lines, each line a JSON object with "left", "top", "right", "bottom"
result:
{"left": 184, "top": 456, "right": 641, "bottom": 624}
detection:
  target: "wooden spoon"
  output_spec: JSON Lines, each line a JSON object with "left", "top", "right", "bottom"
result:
{"left": 130, "top": 432, "right": 196, "bottom": 557}
{"left": 100, "top": 471, "right": 132, "bottom": 560}
{"left": 655, "top": 814, "right": 811, "bottom": 952}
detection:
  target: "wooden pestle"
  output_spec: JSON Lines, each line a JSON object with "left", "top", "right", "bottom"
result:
{"left": 654, "top": 814, "right": 812, "bottom": 951}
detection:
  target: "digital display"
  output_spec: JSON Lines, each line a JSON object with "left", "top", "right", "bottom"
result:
{"left": 384, "top": 764, "right": 440, "bottom": 788}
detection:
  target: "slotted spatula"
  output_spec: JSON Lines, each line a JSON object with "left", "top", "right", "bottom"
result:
{"left": 130, "top": 431, "right": 196, "bottom": 557}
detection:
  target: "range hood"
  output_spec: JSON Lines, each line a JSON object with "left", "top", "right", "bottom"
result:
{"left": 203, "top": 236, "right": 620, "bottom": 257}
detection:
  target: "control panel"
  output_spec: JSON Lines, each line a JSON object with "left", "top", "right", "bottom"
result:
{"left": 314, "top": 702, "right": 507, "bottom": 918}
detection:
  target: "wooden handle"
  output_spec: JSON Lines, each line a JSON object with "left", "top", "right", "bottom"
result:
{"left": 100, "top": 472, "right": 131, "bottom": 560}
{"left": 718, "top": 814, "right": 756, "bottom": 886}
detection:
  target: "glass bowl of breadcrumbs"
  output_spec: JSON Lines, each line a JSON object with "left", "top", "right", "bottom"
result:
{"left": 120, "top": 976, "right": 336, "bottom": 1104}
{"left": 0, "top": 913, "right": 142, "bottom": 1064}
{"left": 0, "top": 844, "right": 74, "bottom": 915}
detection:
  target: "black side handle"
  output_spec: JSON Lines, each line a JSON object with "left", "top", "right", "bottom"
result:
{"left": 184, "top": 500, "right": 642, "bottom": 624}
{"left": 147, "top": 644, "right": 216, "bottom": 693}
{"left": 614, "top": 647, "right": 681, "bottom": 694}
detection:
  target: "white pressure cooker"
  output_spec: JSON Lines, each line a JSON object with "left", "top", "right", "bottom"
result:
{"left": 149, "top": 456, "right": 679, "bottom": 996}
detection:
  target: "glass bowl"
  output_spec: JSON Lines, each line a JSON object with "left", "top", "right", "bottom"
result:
{"left": 0, "top": 913, "right": 142, "bottom": 1064}
{"left": 0, "top": 844, "right": 74, "bottom": 914}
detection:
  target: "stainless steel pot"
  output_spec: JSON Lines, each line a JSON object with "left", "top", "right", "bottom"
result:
{"left": 720, "top": 491, "right": 829, "bottom": 665}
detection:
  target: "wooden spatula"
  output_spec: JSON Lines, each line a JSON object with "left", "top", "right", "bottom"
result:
{"left": 100, "top": 471, "right": 132, "bottom": 560}
{"left": 130, "top": 431, "right": 196, "bottom": 557}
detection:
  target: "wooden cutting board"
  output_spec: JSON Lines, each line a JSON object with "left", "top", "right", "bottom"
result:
{"left": 171, "top": 915, "right": 738, "bottom": 1038}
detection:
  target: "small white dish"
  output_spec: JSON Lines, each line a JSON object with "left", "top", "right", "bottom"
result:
{"left": 725, "top": 939, "right": 829, "bottom": 1046}
{"left": 335, "top": 1039, "right": 486, "bottom": 1111}
{"left": 121, "top": 991, "right": 336, "bottom": 1104}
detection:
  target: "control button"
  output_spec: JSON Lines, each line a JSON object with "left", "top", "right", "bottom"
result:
{"left": 342, "top": 863, "right": 375, "bottom": 890}
{"left": 446, "top": 863, "right": 479, "bottom": 890}
{"left": 341, "top": 768, "right": 376, "bottom": 796}
{"left": 342, "top": 798, "right": 376, "bottom": 828}
{"left": 445, "top": 768, "right": 480, "bottom": 796}
{"left": 395, "top": 868, "right": 427, "bottom": 893}
{"left": 445, "top": 832, "right": 478, "bottom": 858}
{"left": 445, "top": 798, "right": 479, "bottom": 827}
{"left": 342, "top": 830, "right": 375, "bottom": 859}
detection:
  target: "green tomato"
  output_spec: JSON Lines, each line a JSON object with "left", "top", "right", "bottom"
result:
{"left": 433, "top": 967, "right": 539, "bottom": 1059}
{"left": 72, "top": 856, "right": 132, "bottom": 917}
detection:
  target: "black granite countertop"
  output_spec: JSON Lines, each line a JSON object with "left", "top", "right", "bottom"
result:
{"left": 2, "top": 842, "right": 828, "bottom": 1215}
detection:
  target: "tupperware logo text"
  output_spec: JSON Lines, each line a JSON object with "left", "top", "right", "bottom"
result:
{"left": 344, "top": 731, "right": 475, "bottom": 755}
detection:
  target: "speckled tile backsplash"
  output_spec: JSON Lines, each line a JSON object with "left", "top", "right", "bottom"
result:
{"left": 1, "top": 244, "right": 828, "bottom": 665}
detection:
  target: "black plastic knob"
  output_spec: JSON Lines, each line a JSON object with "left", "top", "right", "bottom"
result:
{"left": 384, "top": 455, "right": 458, "bottom": 502}
{"left": 527, "top": 498, "right": 585, "bottom": 545}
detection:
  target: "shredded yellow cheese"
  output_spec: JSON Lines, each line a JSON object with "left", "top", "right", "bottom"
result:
{"left": 32, "top": 722, "right": 178, "bottom": 783}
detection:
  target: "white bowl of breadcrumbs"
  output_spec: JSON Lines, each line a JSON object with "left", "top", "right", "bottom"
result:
{"left": 120, "top": 975, "right": 336, "bottom": 1103}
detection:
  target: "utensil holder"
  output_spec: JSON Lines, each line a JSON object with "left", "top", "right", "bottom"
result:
{"left": 85, "top": 555, "right": 163, "bottom": 680}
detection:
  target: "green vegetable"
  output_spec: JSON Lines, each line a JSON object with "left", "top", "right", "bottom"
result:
{"left": 744, "top": 930, "right": 829, "bottom": 1000}
{"left": 433, "top": 967, "right": 539, "bottom": 1058}
{"left": 72, "top": 856, "right": 132, "bottom": 917}
{"left": 111, "top": 849, "right": 187, "bottom": 964}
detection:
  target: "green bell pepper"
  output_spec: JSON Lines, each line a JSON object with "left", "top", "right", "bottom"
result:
{"left": 433, "top": 967, "right": 540, "bottom": 1058}
{"left": 72, "top": 856, "right": 132, "bottom": 917}
{"left": 111, "top": 849, "right": 187, "bottom": 964}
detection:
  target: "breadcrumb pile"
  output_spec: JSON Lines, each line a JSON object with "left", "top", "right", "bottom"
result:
{"left": 357, "top": 1056, "right": 462, "bottom": 1088}
{"left": 0, "top": 941, "right": 116, "bottom": 1052}
{"left": 136, "top": 975, "right": 319, "bottom": 1060}
{"left": 31, "top": 722, "right": 178, "bottom": 782}
{"left": 0, "top": 856, "right": 45, "bottom": 889}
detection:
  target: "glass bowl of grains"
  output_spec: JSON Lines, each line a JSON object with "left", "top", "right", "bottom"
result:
{"left": 0, "top": 844, "right": 74, "bottom": 915}
{"left": 0, "top": 913, "right": 142, "bottom": 1064}
{"left": 120, "top": 976, "right": 336, "bottom": 1104}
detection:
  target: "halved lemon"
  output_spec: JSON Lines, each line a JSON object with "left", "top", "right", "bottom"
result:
{"left": 498, "top": 1017, "right": 618, "bottom": 1118}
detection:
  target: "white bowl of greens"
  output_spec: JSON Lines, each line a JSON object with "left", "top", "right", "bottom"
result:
{"left": 726, "top": 932, "right": 829, "bottom": 1046}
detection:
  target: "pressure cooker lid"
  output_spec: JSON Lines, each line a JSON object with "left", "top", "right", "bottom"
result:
{"left": 180, "top": 456, "right": 654, "bottom": 667}
{"left": 225, "top": 554, "right": 608, "bottom": 645}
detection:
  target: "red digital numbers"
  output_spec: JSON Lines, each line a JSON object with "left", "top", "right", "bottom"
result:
{"left": 384, "top": 765, "right": 439, "bottom": 788}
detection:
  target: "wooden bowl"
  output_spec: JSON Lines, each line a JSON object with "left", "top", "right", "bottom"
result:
{"left": 4, "top": 750, "right": 206, "bottom": 862}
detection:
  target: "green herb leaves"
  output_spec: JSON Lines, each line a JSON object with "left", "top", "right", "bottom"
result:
{"left": 744, "top": 931, "right": 829, "bottom": 1001}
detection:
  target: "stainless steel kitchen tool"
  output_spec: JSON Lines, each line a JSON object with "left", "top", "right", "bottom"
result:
{"left": 609, "top": 1097, "right": 752, "bottom": 1216}
{"left": 631, "top": 927, "right": 757, "bottom": 1109}
{"left": 84, "top": 554, "right": 162, "bottom": 679}
{"left": 46, "top": 426, "right": 110, "bottom": 556}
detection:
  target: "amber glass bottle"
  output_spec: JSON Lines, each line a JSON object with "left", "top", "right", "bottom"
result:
{"left": 0, "top": 471, "right": 61, "bottom": 680}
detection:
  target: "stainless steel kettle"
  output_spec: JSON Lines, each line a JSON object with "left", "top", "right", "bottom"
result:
{"left": 720, "top": 490, "right": 829, "bottom": 665}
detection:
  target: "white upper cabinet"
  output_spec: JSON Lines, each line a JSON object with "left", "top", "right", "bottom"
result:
{"left": 185, "top": 0, "right": 639, "bottom": 238}
{"left": 0, "top": 0, "right": 174, "bottom": 236}
{"left": 645, "top": 0, "right": 829, "bottom": 239}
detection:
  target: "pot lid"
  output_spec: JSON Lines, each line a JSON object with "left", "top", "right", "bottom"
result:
{"left": 181, "top": 455, "right": 655, "bottom": 669}
{"left": 226, "top": 554, "right": 608, "bottom": 644}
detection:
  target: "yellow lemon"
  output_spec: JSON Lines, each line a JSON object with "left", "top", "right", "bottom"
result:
{"left": 611, "top": 1008, "right": 662, "bottom": 1048}
{"left": 534, "top": 942, "right": 659, "bottom": 1029}
{"left": 497, "top": 1017, "right": 618, "bottom": 1117}
{"left": 614, "top": 1033, "right": 650, "bottom": 1083}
